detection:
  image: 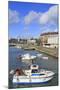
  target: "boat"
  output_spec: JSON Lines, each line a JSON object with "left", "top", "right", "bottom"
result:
{"left": 13, "top": 64, "right": 55, "bottom": 84}
{"left": 37, "top": 54, "right": 42, "bottom": 58}
{"left": 17, "top": 53, "right": 37, "bottom": 61}
{"left": 42, "top": 56, "right": 48, "bottom": 60}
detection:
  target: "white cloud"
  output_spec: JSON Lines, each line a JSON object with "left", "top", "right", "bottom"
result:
{"left": 8, "top": 9, "right": 20, "bottom": 24}
{"left": 24, "top": 5, "right": 58, "bottom": 26}
{"left": 24, "top": 11, "right": 41, "bottom": 25}
{"left": 39, "top": 5, "right": 58, "bottom": 25}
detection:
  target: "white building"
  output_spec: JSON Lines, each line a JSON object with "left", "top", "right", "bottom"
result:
{"left": 27, "top": 39, "right": 36, "bottom": 45}
{"left": 40, "top": 32, "right": 58, "bottom": 48}
{"left": 48, "top": 34, "right": 58, "bottom": 48}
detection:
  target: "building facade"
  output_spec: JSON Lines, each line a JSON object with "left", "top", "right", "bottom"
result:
{"left": 40, "top": 32, "right": 58, "bottom": 48}
{"left": 27, "top": 39, "right": 36, "bottom": 45}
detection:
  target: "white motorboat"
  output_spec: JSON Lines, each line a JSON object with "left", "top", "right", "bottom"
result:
{"left": 37, "top": 54, "right": 42, "bottom": 58}
{"left": 13, "top": 64, "right": 55, "bottom": 84}
{"left": 21, "top": 53, "right": 37, "bottom": 60}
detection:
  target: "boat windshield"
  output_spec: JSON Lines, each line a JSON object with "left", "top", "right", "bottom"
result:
{"left": 31, "top": 69, "right": 38, "bottom": 73}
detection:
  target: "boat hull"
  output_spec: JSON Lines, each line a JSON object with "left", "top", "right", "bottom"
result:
{"left": 13, "top": 75, "right": 53, "bottom": 84}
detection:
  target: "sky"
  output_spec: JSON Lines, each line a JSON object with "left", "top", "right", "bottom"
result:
{"left": 8, "top": 1, "right": 58, "bottom": 39}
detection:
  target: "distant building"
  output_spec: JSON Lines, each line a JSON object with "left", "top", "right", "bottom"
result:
{"left": 9, "top": 38, "right": 18, "bottom": 44}
{"left": 19, "top": 39, "right": 27, "bottom": 44}
{"left": 27, "top": 39, "right": 36, "bottom": 45}
{"left": 40, "top": 32, "right": 58, "bottom": 48}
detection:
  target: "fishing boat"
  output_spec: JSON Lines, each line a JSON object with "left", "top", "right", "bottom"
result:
{"left": 12, "top": 64, "right": 55, "bottom": 84}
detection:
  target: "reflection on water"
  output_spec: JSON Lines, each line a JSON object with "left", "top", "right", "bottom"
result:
{"left": 9, "top": 47, "right": 58, "bottom": 89}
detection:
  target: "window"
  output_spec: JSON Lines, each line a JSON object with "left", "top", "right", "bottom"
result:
{"left": 40, "top": 74, "right": 45, "bottom": 76}
{"left": 31, "top": 69, "right": 38, "bottom": 73}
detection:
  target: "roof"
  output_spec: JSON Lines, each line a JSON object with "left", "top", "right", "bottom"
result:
{"left": 40, "top": 32, "right": 58, "bottom": 36}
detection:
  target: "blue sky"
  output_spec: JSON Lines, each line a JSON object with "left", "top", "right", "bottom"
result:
{"left": 8, "top": 1, "right": 58, "bottom": 39}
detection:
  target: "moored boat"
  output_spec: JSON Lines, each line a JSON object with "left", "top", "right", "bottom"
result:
{"left": 42, "top": 56, "right": 48, "bottom": 60}
{"left": 12, "top": 64, "right": 55, "bottom": 84}
{"left": 17, "top": 53, "right": 37, "bottom": 60}
{"left": 36, "top": 54, "right": 42, "bottom": 58}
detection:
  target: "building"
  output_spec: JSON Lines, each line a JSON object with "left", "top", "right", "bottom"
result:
{"left": 27, "top": 39, "right": 36, "bottom": 45}
{"left": 19, "top": 39, "right": 27, "bottom": 44}
{"left": 40, "top": 32, "right": 58, "bottom": 48}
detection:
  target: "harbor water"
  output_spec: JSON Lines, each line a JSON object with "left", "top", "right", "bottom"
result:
{"left": 9, "top": 47, "right": 58, "bottom": 89}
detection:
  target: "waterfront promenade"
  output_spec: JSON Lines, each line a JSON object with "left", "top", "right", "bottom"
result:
{"left": 35, "top": 46, "right": 58, "bottom": 59}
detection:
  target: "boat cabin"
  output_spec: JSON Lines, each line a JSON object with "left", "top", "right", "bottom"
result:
{"left": 30, "top": 64, "right": 39, "bottom": 73}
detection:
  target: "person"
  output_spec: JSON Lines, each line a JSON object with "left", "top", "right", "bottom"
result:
{"left": 15, "top": 69, "right": 21, "bottom": 76}
{"left": 15, "top": 68, "right": 25, "bottom": 76}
